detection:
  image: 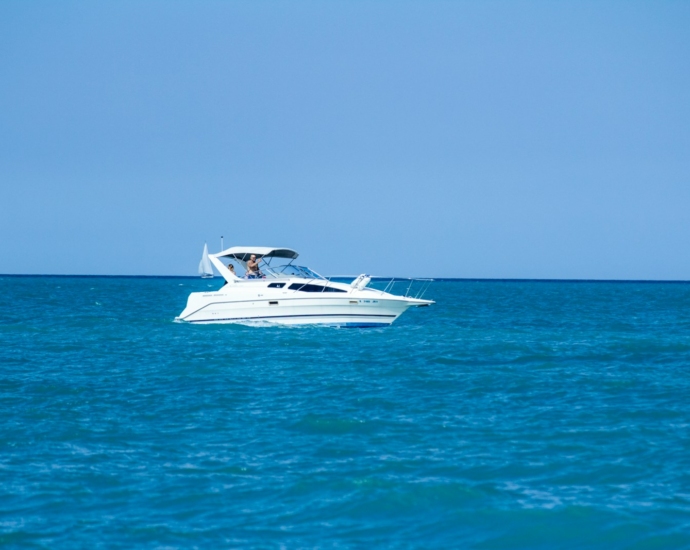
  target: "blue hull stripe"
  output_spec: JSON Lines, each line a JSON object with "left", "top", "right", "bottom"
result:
{"left": 187, "top": 313, "right": 396, "bottom": 323}
{"left": 341, "top": 323, "right": 389, "bottom": 328}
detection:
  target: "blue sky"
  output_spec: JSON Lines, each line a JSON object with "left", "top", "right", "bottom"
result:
{"left": 1, "top": 1, "right": 689, "bottom": 278}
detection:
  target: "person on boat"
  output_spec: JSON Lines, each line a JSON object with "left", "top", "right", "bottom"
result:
{"left": 220, "top": 263, "right": 237, "bottom": 287}
{"left": 246, "top": 254, "right": 264, "bottom": 279}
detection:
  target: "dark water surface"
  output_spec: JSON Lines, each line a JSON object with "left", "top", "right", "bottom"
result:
{"left": 1, "top": 277, "right": 690, "bottom": 548}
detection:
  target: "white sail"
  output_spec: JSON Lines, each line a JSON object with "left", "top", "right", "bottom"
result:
{"left": 198, "top": 243, "right": 214, "bottom": 278}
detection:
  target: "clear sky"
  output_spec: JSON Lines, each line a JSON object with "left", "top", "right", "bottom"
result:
{"left": 1, "top": 1, "right": 689, "bottom": 279}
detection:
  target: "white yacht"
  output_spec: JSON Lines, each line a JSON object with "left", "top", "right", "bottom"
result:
{"left": 176, "top": 246, "right": 433, "bottom": 327}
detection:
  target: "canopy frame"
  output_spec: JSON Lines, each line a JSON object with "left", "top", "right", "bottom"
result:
{"left": 211, "top": 246, "right": 299, "bottom": 262}
{"left": 209, "top": 246, "right": 299, "bottom": 284}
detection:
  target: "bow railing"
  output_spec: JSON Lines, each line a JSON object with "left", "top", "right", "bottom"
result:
{"left": 364, "top": 277, "right": 434, "bottom": 299}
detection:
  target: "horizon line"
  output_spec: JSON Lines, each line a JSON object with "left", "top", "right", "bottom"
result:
{"left": 1, "top": 273, "right": 689, "bottom": 284}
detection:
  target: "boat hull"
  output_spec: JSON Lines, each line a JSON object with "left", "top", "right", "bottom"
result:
{"left": 177, "top": 295, "right": 427, "bottom": 327}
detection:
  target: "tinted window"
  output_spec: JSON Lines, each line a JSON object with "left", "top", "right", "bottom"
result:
{"left": 289, "top": 283, "right": 346, "bottom": 293}
{"left": 268, "top": 283, "right": 286, "bottom": 288}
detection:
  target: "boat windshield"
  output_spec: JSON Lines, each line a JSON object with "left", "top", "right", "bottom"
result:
{"left": 262, "top": 264, "right": 325, "bottom": 280}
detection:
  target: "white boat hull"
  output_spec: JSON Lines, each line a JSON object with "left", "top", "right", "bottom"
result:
{"left": 177, "top": 281, "right": 431, "bottom": 327}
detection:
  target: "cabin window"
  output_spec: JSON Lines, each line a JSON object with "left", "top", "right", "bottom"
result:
{"left": 288, "top": 283, "right": 346, "bottom": 293}
{"left": 268, "top": 283, "right": 286, "bottom": 288}
{"left": 269, "top": 301, "right": 279, "bottom": 305}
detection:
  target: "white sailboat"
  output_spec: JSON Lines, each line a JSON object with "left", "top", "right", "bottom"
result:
{"left": 198, "top": 243, "right": 214, "bottom": 279}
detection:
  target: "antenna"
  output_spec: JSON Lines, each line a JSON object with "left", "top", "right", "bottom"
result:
{"left": 221, "top": 236, "right": 224, "bottom": 252}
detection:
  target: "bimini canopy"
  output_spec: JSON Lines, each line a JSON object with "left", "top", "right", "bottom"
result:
{"left": 212, "top": 246, "right": 299, "bottom": 262}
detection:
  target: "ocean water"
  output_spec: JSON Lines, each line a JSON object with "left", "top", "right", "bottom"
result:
{"left": 1, "top": 276, "right": 690, "bottom": 548}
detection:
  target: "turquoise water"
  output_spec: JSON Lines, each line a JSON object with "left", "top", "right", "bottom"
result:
{"left": 2, "top": 276, "right": 690, "bottom": 548}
